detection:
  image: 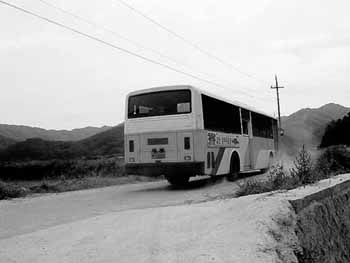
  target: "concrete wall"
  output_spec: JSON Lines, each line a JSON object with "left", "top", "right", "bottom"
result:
{"left": 289, "top": 179, "right": 350, "bottom": 263}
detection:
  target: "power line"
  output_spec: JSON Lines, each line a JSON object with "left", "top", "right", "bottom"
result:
{"left": 113, "top": 0, "right": 273, "bottom": 98}
{"left": 0, "top": 0, "right": 266, "bottom": 101}
{"left": 36, "top": 0, "right": 185, "bottom": 67}
{"left": 35, "top": 0, "right": 272, "bottom": 101}
{"left": 113, "top": 0, "right": 269, "bottom": 85}
{"left": 34, "top": 0, "right": 262, "bottom": 98}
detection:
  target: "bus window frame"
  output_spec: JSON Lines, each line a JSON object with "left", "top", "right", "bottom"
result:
{"left": 127, "top": 89, "right": 192, "bottom": 119}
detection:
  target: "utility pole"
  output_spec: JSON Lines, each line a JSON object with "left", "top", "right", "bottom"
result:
{"left": 271, "top": 75, "right": 284, "bottom": 151}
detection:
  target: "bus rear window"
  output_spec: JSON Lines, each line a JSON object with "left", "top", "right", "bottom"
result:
{"left": 128, "top": 90, "right": 191, "bottom": 118}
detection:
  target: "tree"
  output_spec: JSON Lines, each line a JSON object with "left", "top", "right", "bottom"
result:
{"left": 320, "top": 112, "right": 350, "bottom": 148}
{"left": 290, "top": 145, "right": 313, "bottom": 184}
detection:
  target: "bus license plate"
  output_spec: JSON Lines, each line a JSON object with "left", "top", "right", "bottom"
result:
{"left": 151, "top": 152, "right": 165, "bottom": 159}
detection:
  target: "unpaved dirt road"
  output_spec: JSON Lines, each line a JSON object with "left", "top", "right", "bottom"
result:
{"left": 2, "top": 174, "right": 348, "bottom": 263}
{"left": 0, "top": 174, "right": 267, "bottom": 240}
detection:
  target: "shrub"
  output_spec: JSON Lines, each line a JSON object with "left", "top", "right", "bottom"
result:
{"left": 0, "top": 156, "right": 125, "bottom": 181}
{"left": 268, "top": 164, "right": 288, "bottom": 188}
{"left": 237, "top": 145, "right": 350, "bottom": 197}
{"left": 314, "top": 145, "right": 350, "bottom": 177}
{"left": 290, "top": 145, "right": 314, "bottom": 184}
{"left": 236, "top": 179, "right": 272, "bottom": 196}
{"left": 237, "top": 164, "right": 300, "bottom": 197}
{"left": 0, "top": 180, "right": 27, "bottom": 199}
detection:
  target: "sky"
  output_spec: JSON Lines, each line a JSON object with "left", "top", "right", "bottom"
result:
{"left": 1, "top": 0, "right": 349, "bottom": 129}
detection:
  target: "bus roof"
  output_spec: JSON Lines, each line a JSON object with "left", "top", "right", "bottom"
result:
{"left": 127, "top": 85, "right": 276, "bottom": 119}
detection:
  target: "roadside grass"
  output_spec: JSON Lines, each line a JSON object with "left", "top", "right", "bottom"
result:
{"left": 236, "top": 164, "right": 300, "bottom": 197}
{"left": 27, "top": 175, "right": 160, "bottom": 194}
{"left": 0, "top": 180, "right": 27, "bottom": 199}
{"left": 3, "top": 175, "right": 160, "bottom": 197}
{"left": 0, "top": 155, "right": 125, "bottom": 181}
{"left": 2, "top": 145, "right": 349, "bottom": 200}
{"left": 0, "top": 155, "right": 165, "bottom": 200}
{"left": 237, "top": 145, "right": 350, "bottom": 197}
{"left": 0, "top": 156, "right": 160, "bottom": 199}
{"left": 0, "top": 175, "right": 161, "bottom": 200}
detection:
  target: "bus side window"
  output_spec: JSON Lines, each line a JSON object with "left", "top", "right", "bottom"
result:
{"left": 251, "top": 112, "right": 274, "bottom": 138}
{"left": 241, "top": 109, "right": 250, "bottom": 135}
{"left": 201, "top": 94, "right": 241, "bottom": 134}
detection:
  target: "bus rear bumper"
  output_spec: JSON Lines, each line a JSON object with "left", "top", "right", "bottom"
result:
{"left": 125, "top": 162, "right": 205, "bottom": 177}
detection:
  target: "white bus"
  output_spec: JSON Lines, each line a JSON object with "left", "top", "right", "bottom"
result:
{"left": 125, "top": 85, "right": 278, "bottom": 186}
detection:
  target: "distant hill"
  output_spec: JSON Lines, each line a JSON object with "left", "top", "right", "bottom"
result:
{"left": 0, "top": 135, "right": 17, "bottom": 150}
{"left": 73, "top": 124, "right": 124, "bottom": 157}
{"left": 0, "top": 124, "right": 124, "bottom": 161}
{"left": 1, "top": 102, "right": 349, "bottom": 161}
{"left": 0, "top": 138, "right": 75, "bottom": 161}
{"left": 281, "top": 103, "right": 350, "bottom": 155}
{"left": 0, "top": 124, "right": 112, "bottom": 142}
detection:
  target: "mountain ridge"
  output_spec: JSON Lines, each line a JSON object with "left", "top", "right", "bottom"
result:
{"left": 0, "top": 124, "right": 112, "bottom": 142}
{"left": 0, "top": 134, "right": 17, "bottom": 150}
{"left": 0, "top": 124, "right": 124, "bottom": 160}
{"left": 1, "top": 102, "right": 349, "bottom": 160}
{"left": 281, "top": 103, "right": 350, "bottom": 155}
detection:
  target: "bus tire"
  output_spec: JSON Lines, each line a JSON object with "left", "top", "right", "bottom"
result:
{"left": 227, "top": 152, "right": 240, "bottom": 181}
{"left": 165, "top": 174, "right": 190, "bottom": 186}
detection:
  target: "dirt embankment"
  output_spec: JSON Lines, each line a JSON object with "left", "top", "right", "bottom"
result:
{"left": 289, "top": 178, "right": 350, "bottom": 262}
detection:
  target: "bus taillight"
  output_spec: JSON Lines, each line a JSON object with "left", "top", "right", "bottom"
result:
{"left": 129, "top": 140, "right": 134, "bottom": 152}
{"left": 184, "top": 137, "right": 190, "bottom": 150}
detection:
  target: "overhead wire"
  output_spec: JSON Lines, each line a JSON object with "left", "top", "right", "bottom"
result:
{"left": 36, "top": 0, "right": 187, "bottom": 68}
{"left": 112, "top": 0, "right": 274, "bottom": 100}
{"left": 0, "top": 0, "right": 269, "bottom": 102}
{"left": 113, "top": 0, "right": 270, "bottom": 86}
{"left": 35, "top": 0, "right": 271, "bottom": 101}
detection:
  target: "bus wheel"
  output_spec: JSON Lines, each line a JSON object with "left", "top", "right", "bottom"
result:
{"left": 165, "top": 174, "right": 190, "bottom": 186}
{"left": 227, "top": 152, "right": 240, "bottom": 181}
